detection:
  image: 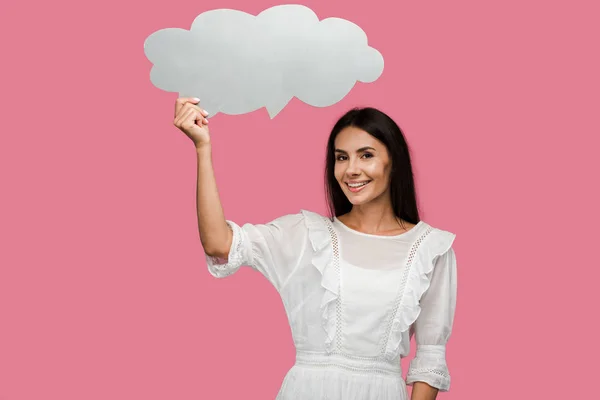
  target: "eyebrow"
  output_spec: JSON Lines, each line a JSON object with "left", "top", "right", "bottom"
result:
{"left": 334, "top": 146, "right": 376, "bottom": 154}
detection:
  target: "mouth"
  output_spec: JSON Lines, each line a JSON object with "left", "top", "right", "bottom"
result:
{"left": 345, "top": 180, "right": 372, "bottom": 193}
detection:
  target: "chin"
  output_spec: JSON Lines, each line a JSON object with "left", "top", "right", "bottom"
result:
{"left": 344, "top": 192, "right": 372, "bottom": 205}
{"left": 343, "top": 188, "right": 388, "bottom": 207}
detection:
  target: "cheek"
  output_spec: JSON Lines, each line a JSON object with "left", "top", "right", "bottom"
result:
{"left": 334, "top": 164, "right": 344, "bottom": 181}
{"left": 363, "top": 162, "right": 387, "bottom": 179}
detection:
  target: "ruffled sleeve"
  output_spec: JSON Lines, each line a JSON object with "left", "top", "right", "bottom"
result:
{"left": 205, "top": 212, "right": 308, "bottom": 291}
{"left": 406, "top": 246, "right": 457, "bottom": 392}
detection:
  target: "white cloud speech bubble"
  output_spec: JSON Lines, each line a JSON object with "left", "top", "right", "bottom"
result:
{"left": 144, "top": 4, "right": 384, "bottom": 118}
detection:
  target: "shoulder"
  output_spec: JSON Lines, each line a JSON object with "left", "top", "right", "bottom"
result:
{"left": 240, "top": 210, "right": 328, "bottom": 235}
{"left": 299, "top": 209, "right": 329, "bottom": 221}
{"left": 268, "top": 209, "right": 331, "bottom": 231}
{"left": 257, "top": 209, "right": 327, "bottom": 237}
{"left": 266, "top": 209, "right": 325, "bottom": 226}
{"left": 418, "top": 221, "right": 457, "bottom": 257}
{"left": 410, "top": 222, "right": 457, "bottom": 278}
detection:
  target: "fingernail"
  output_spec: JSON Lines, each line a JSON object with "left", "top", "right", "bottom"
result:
{"left": 193, "top": 97, "right": 200, "bottom": 102}
{"left": 203, "top": 110, "right": 210, "bottom": 116}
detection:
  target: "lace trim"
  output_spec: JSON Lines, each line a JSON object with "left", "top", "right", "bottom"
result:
{"left": 322, "top": 217, "right": 343, "bottom": 351}
{"left": 206, "top": 222, "right": 245, "bottom": 277}
{"left": 296, "top": 350, "right": 401, "bottom": 376}
{"left": 408, "top": 368, "right": 449, "bottom": 378}
{"left": 406, "top": 367, "right": 451, "bottom": 391}
{"left": 301, "top": 210, "right": 340, "bottom": 353}
{"left": 380, "top": 226, "right": 433, "bottom": 357}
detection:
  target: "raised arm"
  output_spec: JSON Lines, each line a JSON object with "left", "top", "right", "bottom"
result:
{"left": 173, "top": 97, "right": 232, "bottom": 259}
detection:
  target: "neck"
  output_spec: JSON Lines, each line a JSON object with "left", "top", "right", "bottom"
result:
{"left": 345, "top": 196, "right": 399, "bottom": 234}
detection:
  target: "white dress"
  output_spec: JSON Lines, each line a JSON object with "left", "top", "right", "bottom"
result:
{"left": 206, "top": 210, "right": 457, "bottom": 400}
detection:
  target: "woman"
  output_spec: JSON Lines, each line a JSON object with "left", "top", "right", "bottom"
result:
{"left": 173, "top": 97, "right": 457, "bottom": 400}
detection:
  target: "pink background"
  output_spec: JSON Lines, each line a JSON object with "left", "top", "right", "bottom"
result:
{"left": 1, "top": 0, "right": 599, "bottom": 399}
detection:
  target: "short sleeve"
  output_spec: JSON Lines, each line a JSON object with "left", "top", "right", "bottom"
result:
{"left": 205, "top": 212, "right": 308, "bottom": 291}
{"left": 406, "top": 247, "right": 457, "bottom": 391}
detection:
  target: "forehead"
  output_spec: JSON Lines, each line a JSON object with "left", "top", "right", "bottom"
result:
{"left": 334, "top": 126, "right": 384, "bottom": 150}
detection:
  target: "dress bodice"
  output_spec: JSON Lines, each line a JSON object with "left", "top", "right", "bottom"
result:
{"left": 205, "top": 210, "right": 457, "bottom": 400}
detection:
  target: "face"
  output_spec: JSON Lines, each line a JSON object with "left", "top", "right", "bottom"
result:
{"left": 334, "top": 126, "right": 392, "bottom": 206}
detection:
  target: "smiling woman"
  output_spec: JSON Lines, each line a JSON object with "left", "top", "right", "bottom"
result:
{"left": 173, "top": 99, "right": 457, "bottom": 400}
{"left": 325, "top": 108, "right": 419, "bottom": 236}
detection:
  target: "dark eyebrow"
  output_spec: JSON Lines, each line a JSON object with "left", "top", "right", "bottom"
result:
{"left": 334, "top": 146, "right": 376, "bottom": 154}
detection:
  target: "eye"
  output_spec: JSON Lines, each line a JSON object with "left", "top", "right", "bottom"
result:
{"left": 361, "top": 152, "right": 374, "bottom": 159}
{"left": 336, "top": 155, "right": 347, "bottom": 161}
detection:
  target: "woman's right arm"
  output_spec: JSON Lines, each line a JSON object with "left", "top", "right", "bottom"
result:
{"left": 195, "top": 143, "right": 232, "bottom": 259}
{"left": 173, "top": 97, "right": 308, "bottom": 286}
{"left": 173, "top": 97, "right": 232, "bottom": 259}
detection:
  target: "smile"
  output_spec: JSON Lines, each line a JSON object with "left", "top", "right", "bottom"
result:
{"left": 345, "top": 180, "right": 371, "bottom": 193}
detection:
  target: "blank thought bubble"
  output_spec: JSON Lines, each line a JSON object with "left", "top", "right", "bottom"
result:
{"left": 144, "top": 4, "right": 384, "bottom": 118}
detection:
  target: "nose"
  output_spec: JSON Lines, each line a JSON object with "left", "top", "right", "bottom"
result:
{"left": 345, "top": 158, "right": 361, "bottom": 177}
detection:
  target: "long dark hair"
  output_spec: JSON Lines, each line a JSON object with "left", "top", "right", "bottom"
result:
{"left": 324, "top": 107, "right": 420, "bottom": 225}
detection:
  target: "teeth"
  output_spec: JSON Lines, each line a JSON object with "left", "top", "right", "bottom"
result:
{"left": 348, "top": 181, "right": 369, "bottom": 188}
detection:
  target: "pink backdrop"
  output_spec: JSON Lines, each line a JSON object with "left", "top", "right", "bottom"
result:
{"left": 1, "top": 0, "right": 599, "bottom": 399}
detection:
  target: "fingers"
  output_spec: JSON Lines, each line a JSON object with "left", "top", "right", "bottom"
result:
{"left": 191, "top": 109, "right": 209, "bottom": 126}
{"left": 174, "top": 98, "right": 209, "bottom": 127}
{"left": 175, "top": 97, "right": 209, "bottom": 117}
{"left": 175, "top": 97, "right": 200, "bottom": 117}
{"left": 174, "top": 107, "right": 209, "bottom": 130}
{"left": 175, "top": 108, "right": 197, "bottom": 130}
{"left": 178, "top": 108, "right": 198, "bottom": 131}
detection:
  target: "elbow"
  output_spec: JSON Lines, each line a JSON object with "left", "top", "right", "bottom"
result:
{"left": 202, "top": 232, "right": 232, "bottom": 260}
{"left": 204, "top": 244, "right": 229, "bottom": 260}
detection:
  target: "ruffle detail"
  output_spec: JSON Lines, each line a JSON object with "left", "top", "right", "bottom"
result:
{"left": 300, "top": 210, "right": 339, "bottom": 352}
{"left": 383, "top": 226, "right": 456, "bottom": 361}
